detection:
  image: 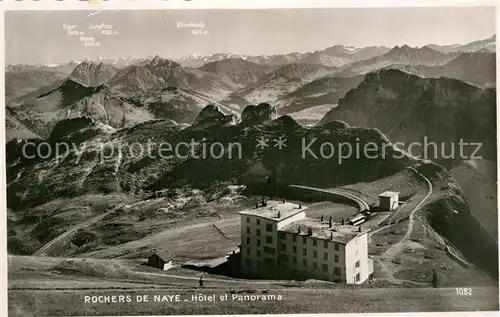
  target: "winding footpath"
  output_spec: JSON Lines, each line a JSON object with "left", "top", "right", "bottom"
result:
{"left": 374, "top": 166, "right": 434, "bottom": 284}
{"left": 33, "top": 203, "right": 126, "bottom": 256}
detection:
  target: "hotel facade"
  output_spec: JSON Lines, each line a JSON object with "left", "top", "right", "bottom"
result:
{"left": 239, "top": 201, "right": 373, "bottom": 284}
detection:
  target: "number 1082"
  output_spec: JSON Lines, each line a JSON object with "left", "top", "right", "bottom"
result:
{"left": 456, "top": 288, "right": 472, "bottom": 296}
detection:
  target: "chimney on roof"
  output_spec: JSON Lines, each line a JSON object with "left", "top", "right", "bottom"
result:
{"left": 298, "top": 226, "right": 301, "bottom": 233}
{"left": 298, "top": 202, "right": 302, "bottom": 209}
{"left": 277, "top": 211, "right": 281, "bottom": 218}
{"left": 307, "top": 228, "right": 313, "bottom": 236}
{"left": 282, "top": 197, "right": 286, "bottom": 203}
{"left": 341, "top": 218, "right": 345, "bottom": 225}
{"left": 321, "top": 215, "right": 324, "bottom": 222}
{"left": 329, "top": 217, "right": 333, "bottom": 228}
{"left": 255, "top": 201, "right": 259, "bottom": 209}
{"left": 330, "top": 232, "right": 333, "bottom": 240}
{"left": 359, "top": 225, "right": 362, "bottom": 232}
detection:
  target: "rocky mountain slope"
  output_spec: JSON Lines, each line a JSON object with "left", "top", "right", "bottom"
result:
{"left": 70, "top": 62, "right": 119, "bottom": 87}
{"left": 6, "top": 104, "right": 413, "bottom": 211}
{"left": 6, "top": 79, "right": 240, "bottom": 139}
{"left": 107, "top": 65, "right": 166, "bottom": 93}
{"left": 6, "top": 79, "right": 154, "bottom": 138}
{"left": 320, "top": 69, "right": 496, "bottom": 161}
{"left": 6, "top": 104, "right": 496, "bottom": 279}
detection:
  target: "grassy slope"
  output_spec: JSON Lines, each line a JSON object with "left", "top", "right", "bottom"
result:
{"left": 9, "top": 287, "right": 499, "bottom": 316}
{"left": 8, "top": 255, "right": 499, "bottom": 315}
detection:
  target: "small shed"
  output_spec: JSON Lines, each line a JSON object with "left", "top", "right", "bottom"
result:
{"left": 148, "top": 249, "right": 175, "bottom": 271}
{"left": 379, "top": 191, "right": 399, "bottom": 211}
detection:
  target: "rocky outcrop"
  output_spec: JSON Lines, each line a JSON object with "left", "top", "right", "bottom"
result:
{"left": 192, "top": 104, "right": 239, "bottom": 128}
{"left": 48, "top": 117, "right": 96, "bottom": 141}
{"left": 321, "top": 120, "right": 350, "bottom": 130}
{"left": 240, "top": 103, "right": 278, "bottom": 125}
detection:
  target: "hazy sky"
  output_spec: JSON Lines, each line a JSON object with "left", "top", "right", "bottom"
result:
{"left": 5, "top": 7, "right": 496, "bottom": 65}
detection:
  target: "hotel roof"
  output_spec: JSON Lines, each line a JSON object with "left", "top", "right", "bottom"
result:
{"left": 280, "top": 217, "right": 366, "bottom": 244}
{"left": 379, "top": 191, "right": 400, "bottom": 197}
{"left": 238, "top": 201, "right": 306, "bottom": 221}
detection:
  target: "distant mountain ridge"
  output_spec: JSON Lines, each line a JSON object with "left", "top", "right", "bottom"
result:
{"left": 5, "top": 34, "right": 496, "bottom": 138}
{"left": 391, "top": 52, "right": 495, "bottom": 88}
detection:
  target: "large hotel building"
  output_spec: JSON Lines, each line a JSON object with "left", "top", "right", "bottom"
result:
{"left": 239, "top": 200, "right": 374, "bottom": 284}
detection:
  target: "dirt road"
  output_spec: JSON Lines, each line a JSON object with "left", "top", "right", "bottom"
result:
{"left": 374, "top": 166, "right": 434, "bottom": 284}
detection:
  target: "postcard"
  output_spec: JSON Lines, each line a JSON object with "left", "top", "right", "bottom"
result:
{"left": 2, "top": 1, "right": 499, "bottom": 316}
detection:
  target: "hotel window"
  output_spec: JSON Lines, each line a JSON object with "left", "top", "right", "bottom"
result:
{"left": 247, "top": 247, "right": 250, "bottom": 255}
{"left": 322, "top": 264, "right": 328, "bottom": 273}
{"left": 263, "top": 247, "right": 276, "bottom": 255}
{"left": 265, "top": 236, "right": 273, "bottom": 244}
{"left": 257, "top": 239, "right": 261, "bottom": 247}
{"left": 293, "top": 246, "right": 297, "bottom": 254}
{"left": 246, "top": 259, "right": 252, "bottom": 267}
{"left": 303, "top": 236, "right": 307, "bottom": 244}
{"left": 280, "top": 234, "right": 286, "bottom": 240}
{"left": 313, "top": 262, "right": 318, "bottom": 269}
{"left": 323, "top": 241, "right": 328, "bottom": 248}
{"left": 263, "top": 258, "right": 274, "bottom": 267}
{"left": 256, "top": 219, "right": 260, "bottom": 225}
{"left": 324, "top": 252, "right": 328, "bottom": 260}
{"left": 334, "top": 243, "right": 339, "bottom": 251}
{"left": 355, "top": 261, "right": 360, "bottom": 268}
{"left": 334, "top": 267, "right": 341, "bottom": 275}
{"left": 257, "top": 229, "right": 261, "bottom": 236}
{"left": 303, "top": 259, "right": 308, "bottom": 268}
{"left": 281, "top": 244, "right": 286, "bottom": 251}
{"left": 257, "top": 260, "right": 261, "bottom": 268}
{"left": 334, "top": 255, "right": 339, "bottom": 263}
{"left": 292, "top": 235, "right": 296, "bottom": 242}
{"left": 303, "top": 249, "right": 307, "bottom": 256}
{"left": 246, "top": 237, "right": 250, "bottom": 244}
{"left": 293, "top": 257, "right": 297, "bottom": 265}
{"left": 355, "top": 273, "right": 361, "bottom": 282}
{"left": 313, "top": 239, "right": 317, "bottom": 247}
{"left": 313, "top": 250, "right": 317, "bottom": 258}
{"left": 246, "top": 217, "right": 250, "bottom": 223}
{"left": 246, "top": 227, "right": 250, "bottom": 234}
{"left": 266, "top": 223, "right": 273, "bottom": 232}
{"left": 257, "top": 250, "right": 261, "bottom": 257}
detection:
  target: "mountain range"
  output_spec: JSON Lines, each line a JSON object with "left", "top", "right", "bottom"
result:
{"left": 5, "top": 35, "right": 496, "bottom": 141}
{"left": 319, "top": 68, "right": 496, "bottom": 162}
